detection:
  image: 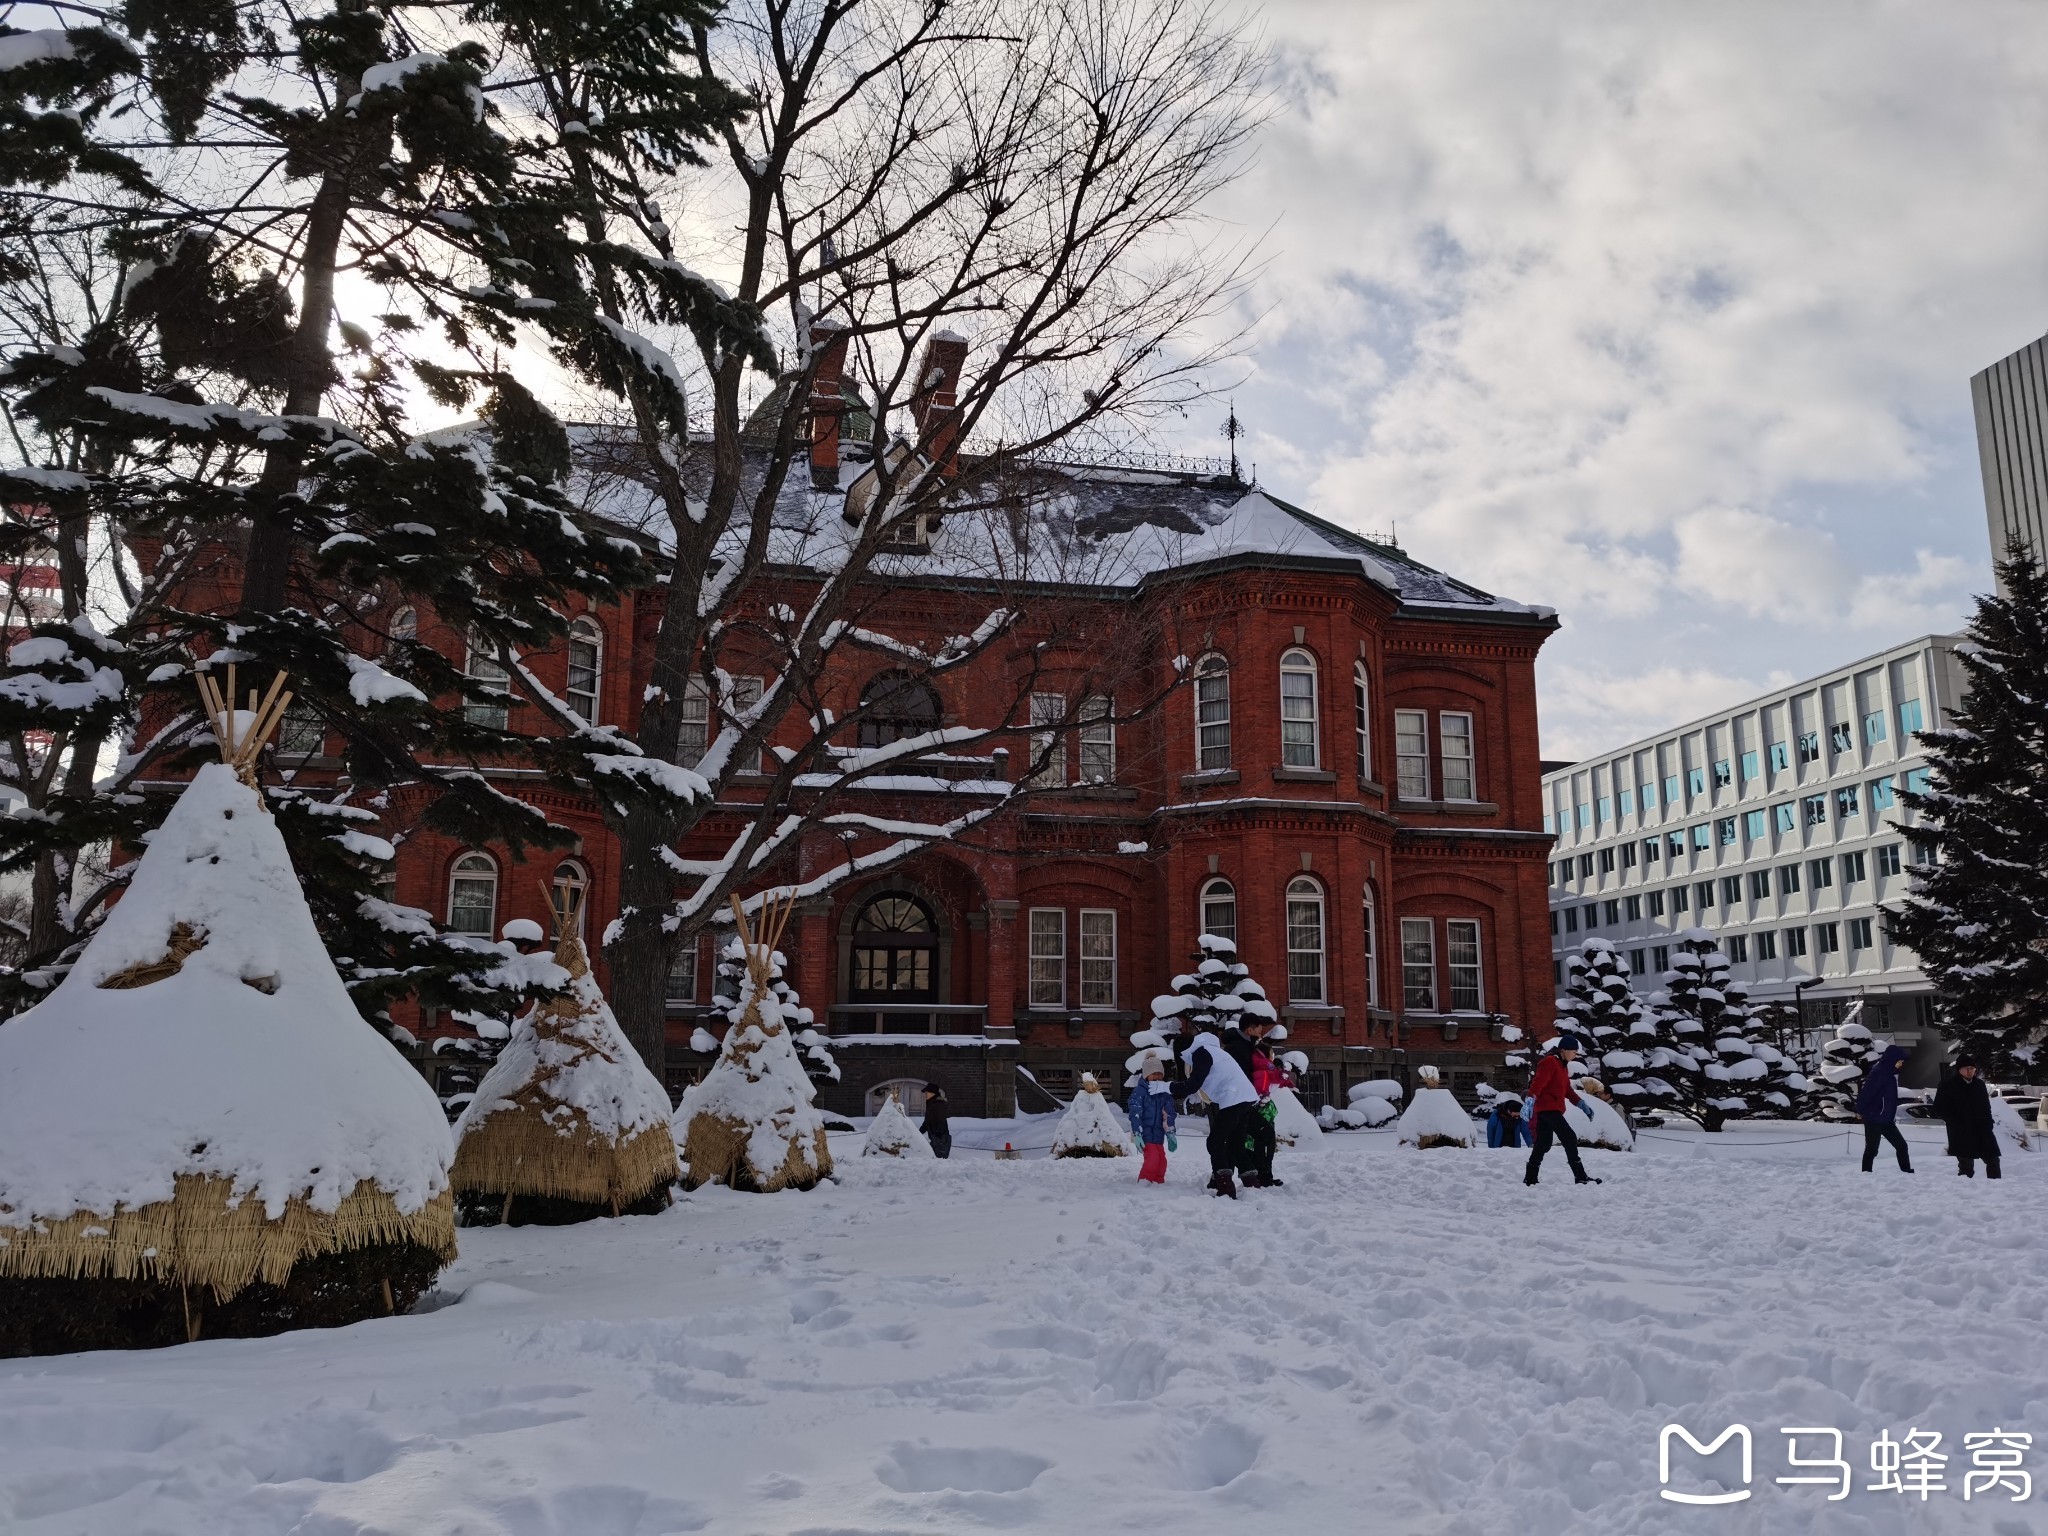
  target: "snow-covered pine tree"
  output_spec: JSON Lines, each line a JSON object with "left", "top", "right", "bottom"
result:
{"left": 1145, "top": 933, "right": 1278, "bottom": 1066}
{"left": 0, "top": 3, "right": 669, "bottom": 1027}
{"left": 1556, "top": 938, "right": 1649, "bottom": 1092}
{"left": 1889, "top": 544, "right": 2048, "bottom": 1081}
{"left": 1654, "top": 931, "right": 1805, "bottom": 1128}
{"left": 1807, "top": 1007, "right": 1891, "bottom": 1121}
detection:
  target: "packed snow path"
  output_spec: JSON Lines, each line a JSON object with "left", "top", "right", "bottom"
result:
{"left": 1, "top": 1121, "right": 2041, "bottom": 1534}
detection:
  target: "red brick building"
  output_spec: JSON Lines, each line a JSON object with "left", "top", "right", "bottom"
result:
{"left": 379, "top": 430, "right": 1561, "bottom": 1118}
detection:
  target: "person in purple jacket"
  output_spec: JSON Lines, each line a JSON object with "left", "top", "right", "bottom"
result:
{"left": 1857, "top": 1045, "right": 1915, "bottom": 1173}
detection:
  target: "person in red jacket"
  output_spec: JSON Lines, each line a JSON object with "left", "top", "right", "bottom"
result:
{"left": 1524, "top": 1035, "right": 1598, "bottom": 1187}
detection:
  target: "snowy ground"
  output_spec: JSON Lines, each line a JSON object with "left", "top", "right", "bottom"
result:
{"left": 3, "top": 1118, "right": 2043, "bottom": 1536}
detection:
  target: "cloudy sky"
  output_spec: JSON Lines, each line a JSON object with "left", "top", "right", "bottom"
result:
{"left": 1195, "top": 0, "right": 2048, "bottom": 759}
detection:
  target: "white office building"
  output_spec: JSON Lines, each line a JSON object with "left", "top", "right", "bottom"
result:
{"left": 1541, "top": 634, "right": 1968, "bottom": 1082}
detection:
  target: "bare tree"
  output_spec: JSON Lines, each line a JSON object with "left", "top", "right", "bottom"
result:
{"left": 487, "top": 0, "right": 1265, "bottom": 1064}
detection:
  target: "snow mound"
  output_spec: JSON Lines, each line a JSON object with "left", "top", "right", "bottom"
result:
{"left": 1396, "top": 1087, "right": 1476, "bottom": 1149}
{"left": 0, "top": 763, "right": 454, "bottom": 1237}
{"left": 862, "top": 1094, "right": 934, "bottom": 1158}
{"left": 1349, "top": 1078, "right": 1404, "bottom": 1105}
{"left": 1051, "top": 1076, "right": 1132, "bottom": 1158}
{"left": 1571, "top": 1085, "right": 1636, "bottom": 1151}
{"left": 1269, "top": 1086, "right": 1324, "bottom": 1147}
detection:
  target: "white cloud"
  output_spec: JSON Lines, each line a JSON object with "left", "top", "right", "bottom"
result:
{"left": 1192, "top": 0, "right": 2045, "bottom": 745}
{"left": 1539, "top": 661, "right": 1794, "bottom": 763}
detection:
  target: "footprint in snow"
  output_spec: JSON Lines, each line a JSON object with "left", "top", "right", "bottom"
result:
{"left": 875, "top": 1443, "right": 1051, "bottom": 1494}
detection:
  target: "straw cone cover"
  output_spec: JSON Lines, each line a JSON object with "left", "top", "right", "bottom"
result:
{"left": 0, "top": 763, "right": 454, "bottom": 1284}
{"left": 677, "top": 959, "right": 832, "bottom": 1190}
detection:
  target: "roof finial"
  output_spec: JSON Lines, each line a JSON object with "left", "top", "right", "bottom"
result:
{"left": 1221, "top": 403, "right": 1245, "bottom": 484}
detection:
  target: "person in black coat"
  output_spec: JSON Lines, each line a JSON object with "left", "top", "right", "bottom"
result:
{"left": 1931, "top": 1056, "right": 2000, "bottom": 1179}
{"left": 921, "top": 1083, "right": 952, "bottom": 1160}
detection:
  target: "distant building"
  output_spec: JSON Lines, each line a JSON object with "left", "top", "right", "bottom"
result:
{"left": 1971, "top": 331, "right": 2048, "bottom": 582}
{"left": 1540, "top": 634, "right": 1967, "bottom": 1085}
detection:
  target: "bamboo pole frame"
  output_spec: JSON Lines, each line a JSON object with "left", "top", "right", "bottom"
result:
{"left": 195, "top": 664, "right": 293, "bottom": 786}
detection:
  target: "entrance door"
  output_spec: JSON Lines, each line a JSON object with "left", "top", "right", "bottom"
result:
{"left": 849, "top": 895, "right": 940, "bottom": 1026}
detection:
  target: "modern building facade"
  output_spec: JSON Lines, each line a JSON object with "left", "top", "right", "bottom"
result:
{"left": 1541, "top": 634, "right": 1967, "bottom": 1083}
{"left": 1971, "top": 331, "right": 2048, "bottom": 583}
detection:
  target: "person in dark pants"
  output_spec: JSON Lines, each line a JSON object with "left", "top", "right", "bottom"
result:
{"left": 921, "top": 1082, "right": 952, "bottom": 1160}
{"left": 1524, "top": 1036, "right": 1596, "bottom": 1186}
{"left": 1932, "top": 1056, "right": 2000, "bottom": 1178}
{"left": 1856, "top": 1044, "right": 1914, "bottom": 1173}
{"left": 1172, "top": 1022, "right": 1261, "bottom": 1197}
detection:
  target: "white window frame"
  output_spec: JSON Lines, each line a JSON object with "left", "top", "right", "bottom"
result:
{"left": 1027, "top": 907, "right": 1066, "bottom": 1007}
{"left": 464, "top": 631, "right": 511, "bottom": 730}
{"left": 1079, "top": 908, "right": 1116, "bottom": 1008}
{"left": 1394, "top": 708, "right": 1430, "bottom": 800}
{"left": 1400, "top": 916, "right": 1436, "bottom": 1011}
{"left": 1440, "top": 711, "right": 1476, "bottom": 801}
{"left": 731, "top": 673, "right": 768, "bottom": 774}
{"left": 1029, "top": 692, "right": 1066, "bottom": 786}
{"left": 566, "top": 617, "right": 603, "bottom": 722}
{"left": 1077, "top": 694, "right": 1115, "bottom": 783}
{"left": 676, "top": 676, "right": 710, "bottom": 767}
{"left": 447, "top": 852, "right": 498, "bottom": 936}
{"left": 1285, "top": 875, "right": 1325, "bottom": 1003}
{"left": 389, "top": 605, "right": 417, "bottom": 643}
{"left": 1363, "top": 886, "right": 1380, "bottom": 1008}
{"left": 1279, "top": 648, "right": 1320, "bottom": 768}
{"left": 1353, "top": 660, "right": 1372, "bottom": 782}
{"left": 1199, "top": 877, "right": 1236, "bottom": 944}
{"left": 1194, "top": 653, "right": 1231, "bottom": 771}
{"left": 1446, "top": 918, "right": 1482, "bottom": 1012}
{"left": 667, "top": 939, "right": 698, "bottom": 1004}
{"left": 552, "top": 859, "right": 589, "bottom": 937}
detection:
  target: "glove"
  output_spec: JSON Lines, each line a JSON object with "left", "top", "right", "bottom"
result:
{"left": 1579, "top": 1101, "right": 1594, "bottom": 1121}
{"left": 1258, "top": 1100, "right": 1278, "bottom": 1125}
{"left": 1167, "top": 1134, "right": 1178, "bottom": 1153}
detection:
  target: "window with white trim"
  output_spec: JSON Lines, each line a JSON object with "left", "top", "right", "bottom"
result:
{"left": 1446, "top": 918, "right": 1482, "bottom": 1011}
{"left": 1440, "top": 712, "right": 1475, "bottom": 801}
{"left": 464, "top": 631, "right": 510, "bottom": 729}
{"left": 732, "top": 674, "right": 768, "bottom": 773}
{"left": 1353, "top": 661, "right": 1371, "bottom": 781}
{"left": 1400, "top": 917, "right": 1436, "bottom": 1010}
{"left": 1395, "top": 709, "right": 1429, "bottom": 800}
{"left": 1079, "top": 909, "right": 1116, "bottom": 1007}
{"left": 1280, "top": 648, "right": 1319, "bottom": 768}
{"left": 1199, "top": 878, "right": 1236, "bottom": 944}
{"left": 1194, "top": 654, "right": 1230, "bottom": 771}
{"left": 389, "top": 605, "right": 417, "bottom": 643}
{"left": 551, "top": 860, "right": 588, "bottom": 937}
{"left": 1363, "top": 887, "right": 1380, "bottom": 1008}
{"left": 1029, "top": 692, "right": 1066, "bottom": 785}
{"left": 667, "top": 941, "right": 698, "bottom": 1004}
{"left": 447, "top": 853, "right": 498, "bottom": 936}
{"left": 676, "top": 676, "right": 710, "bottom": 767}
{"left": 566, "top": 617, "right": 602, "bottom": 721}
{"left": 1078, "top": 695, "right": 1114, "bottom": 783}
{"left": 1028, "top": 908, "right": 1065, "bottom": 1006}
{"left": 1285, "top": 876, "right": 1325, "bottom": 1002}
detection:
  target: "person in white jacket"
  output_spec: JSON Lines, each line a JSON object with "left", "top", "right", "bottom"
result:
{"left": 1171, "top": 1023, "right": 1260, "bottom": 1198}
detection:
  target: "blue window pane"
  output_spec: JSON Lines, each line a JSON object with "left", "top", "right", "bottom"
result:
{"left": 1869, "top": 778, "right": 1894, "bottom": 810}
{"left": 1575, "top": 804, "right": 1589, "bottom": 829}
{"left": 1904, "top": 768, "right": 1930, "bottom": 794}
{"left": 1687, "top": 767, "right": 1706, "bottom": 797}
{"left": 1544, "top": 813, "right": 1555, "bottom": 832}
{"left": 1803, "top": 794, "right": 1827, "bottom": 826}
{"left": 1619, "top": 788, "right": 1635, "bottom": 814}
{"left": 1716, "top": 817, "right": 1737, "bottom": 845}
{"left": 1663, "top": 775, "right": 1680, "bottom": 804}
{"left": 1745, "top": 809, "right": 1766, "bottom": 839}
{"left": 1598, "top": 796, "right": 1612, "bottom": 824}
{"left": 1740, "top": 751, "right": 1760, "bottom": 781}
{"left": 1836, "top": 786, "right": 1860, "bottom": 818}
{"left": 1897, "top": 699, "right": 1924, "bottom": 736}
{"left": 1774, "top": 803, "right": 1796, "bottom": 832}
{"left": 1863, "top": 711, "right": 1886, "bottom": 746}
{"left": 1691, "top": 824, "right": 1711, "bottom": 850}
{"left": 1712, "top": 760, "right": 1732, "bottom": 788}
{"left": 1769, "top": 742, "right": 1790, "bottom": 772}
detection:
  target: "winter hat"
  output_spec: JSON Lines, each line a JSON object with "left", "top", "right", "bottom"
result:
{"left": 1554, "top": 1033, "right": 1583, "bottom": 1054}
{"left": 924, "top": 1081, "right": 945, "bottom": 1096}
{"left": 1140, "top": 1052, "right": 1164, "bottom": 1074}
{"left": 1956, "top": 1054, "right": 1978, "bottom": 1070}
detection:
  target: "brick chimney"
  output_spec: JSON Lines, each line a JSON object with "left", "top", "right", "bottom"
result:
{"left": 910, "top": 330, "right": 968, "bottom": 478}
{"left": 808, "top": 320, "right": 849, "bottom": 488}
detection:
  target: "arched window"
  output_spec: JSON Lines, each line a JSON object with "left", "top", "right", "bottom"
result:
{"left": 857, "top": 671, "right": 942, "bottom": 749}
{"left": 1353, "top": 660, "right": 1371, "bottom": 782}
{"left": 1362, "top": 886, "right": 1380, "bottom": 1009}
{"left": 866, "top": 1078, "right": 934, "bottom": 1116}
{"left": 447, "top": 853, "right": 498, "bottom": 936}
{"left": 465, "top": 630, "right": 510, "bottom": 730}
{"left": 849, "top": 893, "right": 938, "bottom": 1001}
{"left": 1194, "top": 653, "right": 1230, "bottom": 771}
{"left": 1285, "top": 875, "right": 1325, "bottom": 1002}
{"left": 566, "top": 617, "right": 602, "bottom": 722}
{"left": 551, "top": 859, "right": 588, "bottom": 936}
{"left": 1199, "top": 877, "right": 1236, "bottom": 944}
{"left": 1280, "top": 648, "right": 1319, "bottom": 768}
{"left": 389, "top": 606, "right": 417, "bottom": 643}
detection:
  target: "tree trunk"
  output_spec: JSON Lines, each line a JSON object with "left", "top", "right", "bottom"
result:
{"left": 1700, "top": 1107, "right": 1725, "bottom": 1133}
{"left": 606, "top": 806, "right": 686, "bottom": 1074}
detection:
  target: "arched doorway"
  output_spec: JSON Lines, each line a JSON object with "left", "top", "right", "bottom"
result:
{"left": 850, "top": 894, "right": 939, "bottom": 1003}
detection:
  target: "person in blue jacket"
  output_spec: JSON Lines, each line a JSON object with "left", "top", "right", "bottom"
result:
{"left": 1126, "top": 1054, "right": 1176, "bottom": 1183}
{"left": 1856, "top": 1044, "right": 1915, "bottom": 1173}
{"left": 1486, "top": 1091, "right": 1527, "bottom": 1148}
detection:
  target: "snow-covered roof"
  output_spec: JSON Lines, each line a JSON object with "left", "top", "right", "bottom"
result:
{"left": 565, "top": 430, "right": 1554, "bottom": 621}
